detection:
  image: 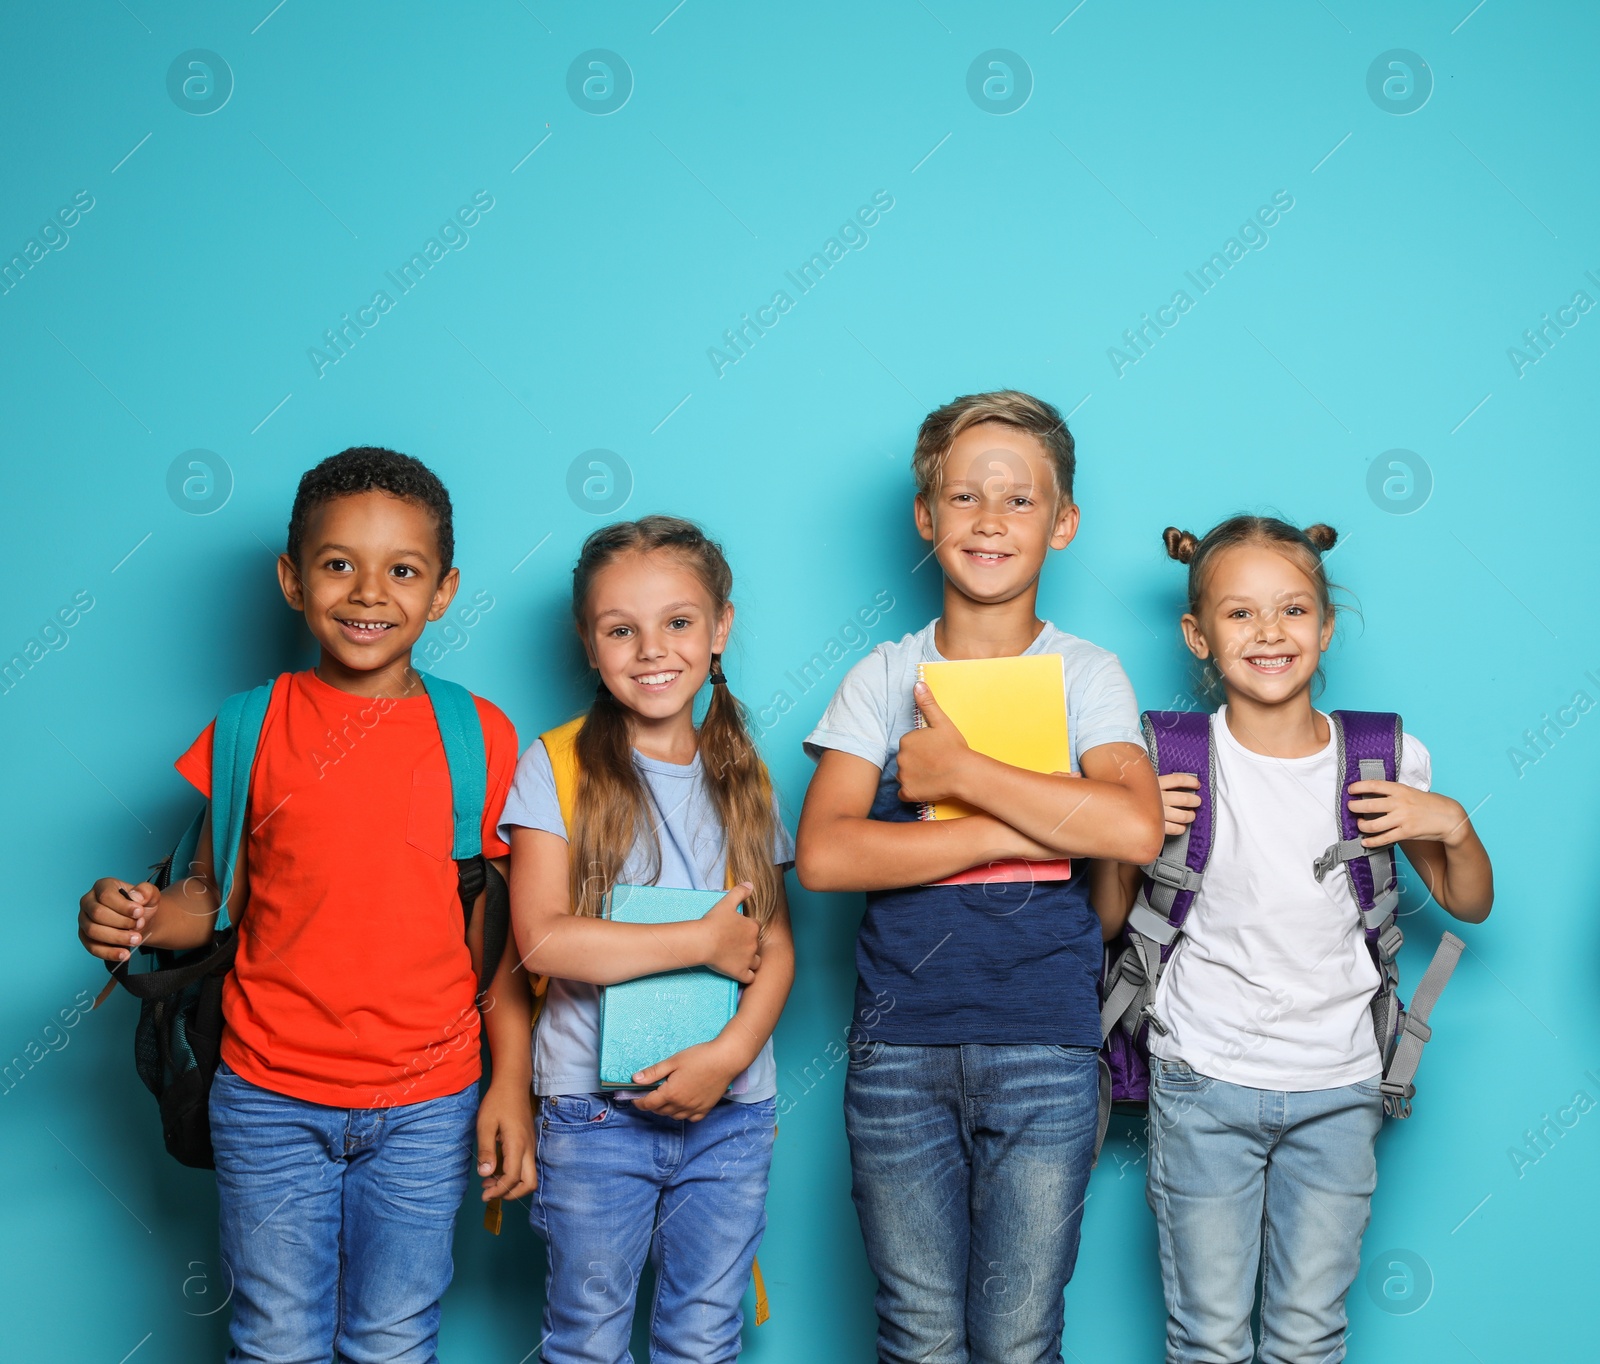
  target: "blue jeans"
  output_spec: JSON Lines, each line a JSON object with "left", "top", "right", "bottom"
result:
{"left": 208, "top": 1064, "right": 477, "bottom": 1364}
{"left": 1145, "top": 1056, "right": 1385, "bottom": 1364}
{"left": 530, "top": 1092, "right": 776, "bottom": 1364}
{"left": 843, "top": 1041, "right": 1101, "bottom": 1364}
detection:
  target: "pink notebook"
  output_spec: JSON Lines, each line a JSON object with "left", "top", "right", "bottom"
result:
{"left": 930, "top": 857, "right": 1073, "bottom": 887}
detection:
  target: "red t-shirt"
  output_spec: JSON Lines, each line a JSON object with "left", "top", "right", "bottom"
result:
{"left": 176, "top": 669, "right": 517, "bottom": 1109}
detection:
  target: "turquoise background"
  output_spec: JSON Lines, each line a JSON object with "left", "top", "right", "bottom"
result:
{"left": 4, "top": 1, "right": 1597, "bottom": 1358}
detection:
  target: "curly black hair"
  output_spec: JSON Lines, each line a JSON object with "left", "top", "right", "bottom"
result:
{"left": 286, "top": 446, "right": 454, "bottom": 573}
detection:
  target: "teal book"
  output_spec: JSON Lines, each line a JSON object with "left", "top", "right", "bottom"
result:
{"left": 598, "top": 884, "right": 739, "bottom": 1089}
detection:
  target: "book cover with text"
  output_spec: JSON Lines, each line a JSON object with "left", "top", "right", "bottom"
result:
{"left": 598, "top": 884, "right": 739, "bottom": 1088}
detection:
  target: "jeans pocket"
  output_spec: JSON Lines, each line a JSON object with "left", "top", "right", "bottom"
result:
{"left": 845, "top": 1036, "right": 883, "bottom": 1071}
{"left": 541, "top": 1093, "right": 612, "bottom": 1129}
{"left": 1351, "top": 1074, "right": 1386, "bottom": 1099}
{"left": 1151, "top": 1056, "right": 1212, "bottom": 1093}
{"left": 1048, "top": 1044, "right": 1098, "bottom": 1064}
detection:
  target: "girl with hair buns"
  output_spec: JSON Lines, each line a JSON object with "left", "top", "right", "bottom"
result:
{"left": 1094, "top": 514, "right": 1493, "bottom": 1364}
{"left": 501, "top": 515, "right": 795, "bottom": 1363}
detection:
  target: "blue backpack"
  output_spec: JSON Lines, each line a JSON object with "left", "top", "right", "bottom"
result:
{"left": 1100, "top": 708, "right": 1464, "bottom": 1131}
{"left": 105, "top": 674, "right": 509, "bottom": 1168}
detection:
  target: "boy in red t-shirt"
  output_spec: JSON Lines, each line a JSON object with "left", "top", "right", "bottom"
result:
{"left": 77, "top": 447, "right": 534, "bottom": 1363}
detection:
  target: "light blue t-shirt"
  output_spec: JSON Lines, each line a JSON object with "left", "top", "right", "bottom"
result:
{"left": 498, "top": 738, "right": 794, "bottom": 1102}
{"left": 803, "top": 618, "right": 1144, "bottom": 1046}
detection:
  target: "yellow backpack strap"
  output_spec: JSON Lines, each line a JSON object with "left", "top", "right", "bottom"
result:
{"left": 724, "top": 788, "right": 766, "bottom": 1319}
{"left": 527, "top": 715, "right": 587, "bottom": 1022}
{"left": 540, "top": 716, "right": 586, "bottom": 839}
{"left": 484, "top": 716, "right": 587, "bottom": 1239}
{"left": 728, "top": 836, "right": 768, "bottom": 1323}
{"left": 751, "top": 1255, "right": 770, "bottom": 1326}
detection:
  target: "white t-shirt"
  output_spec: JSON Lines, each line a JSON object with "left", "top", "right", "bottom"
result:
{"left": 1148, "top": 706, "right": 1432, "bottom": 1091}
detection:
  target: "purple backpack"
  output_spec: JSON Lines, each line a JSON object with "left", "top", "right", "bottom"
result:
{"left": 1098, "top": 708, "right": 1464, "bottom": 1129}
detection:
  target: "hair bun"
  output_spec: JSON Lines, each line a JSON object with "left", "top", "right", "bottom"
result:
{"left": 1162, "top": 526, "right": 1200, "bottom": 564}
{"left": 1303, "top": 523, "right": 1338, "bottom": 553}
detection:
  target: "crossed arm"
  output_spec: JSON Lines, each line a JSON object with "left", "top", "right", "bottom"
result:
{"left": 797, "top": 685, "right": 1164, "bottom": 893}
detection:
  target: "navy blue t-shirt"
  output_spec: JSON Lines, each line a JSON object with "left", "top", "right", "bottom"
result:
{"left": 804, "top": 619, "right": 1144, "bottom": 1047}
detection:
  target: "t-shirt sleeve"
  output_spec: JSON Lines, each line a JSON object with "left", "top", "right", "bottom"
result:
{"left": 476, "top": 699, "right": 519, "bottom": 859}
{"left": 174, "top": 721, "right": 216, "bottom": 800}
{"left": 1069, "top": 652, "right": 1145, "bottom": 766}
{"left": 1399, "top": 733, "right": 1432, "bottom": 793}
{"left": 770, "top": 792, "right": 796, "bottom": 869}
{"left": 802, "top": 648, "right": 893, "bottom": 768}
{"left": 498, "top": 738, "right": 567, "bottom": 845}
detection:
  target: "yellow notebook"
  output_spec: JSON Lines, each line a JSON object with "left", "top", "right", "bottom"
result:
{"left": 914, "top": 654, "right": 1073, "bottom": 885}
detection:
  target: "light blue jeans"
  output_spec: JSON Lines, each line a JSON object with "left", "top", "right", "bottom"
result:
{"left": 844, "top": 1041, "right": 1101, "bottom": 1364}
{"left": 530, "top": 1092, "right": 776, "bottom": 1364}
{"left": 1145, "top": 1056, "right": 1384, "bottom": 1364}
{"left": 208, "top": 1063, "right": 477, "bottom": 1364}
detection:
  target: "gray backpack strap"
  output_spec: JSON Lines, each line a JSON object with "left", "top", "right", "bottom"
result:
{"left": 1311, "top": 732, "right": 1401, "bottom": 932}
{"left": 1101, "top": 930, "right": 1161, "bottom": 1039}
{"left": 1128, "top": 824, "right": 1201, "bottom": 946}
{"left": 1369, "top": 915, "right": 1404, "bottom": 1076}
{"left": 1101, "top": 712, "right": 1215, "bottom": 1043}
{"left": 1317, "top": 710, "right": 1463, "bottom": 1119}
{"left": 1093, "top": 1058, "right": 1112, "bottom": 1164}
{"left": 1314, "top": 844, "right": 1399, "bottom": 934}
{"left": 1095, "top": 710, "right": 1214, "bottom": 1164}
{"left": 1380, "top": 932, "right": 1465, "bottom": 1117}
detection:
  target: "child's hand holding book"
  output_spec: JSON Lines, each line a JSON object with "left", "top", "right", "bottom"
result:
{"left": 896, "top": 662, "right": 1077, "bottom": 886}
{"left": 895, "top": 682, "right": 975, "bottom": 806}
{"left": 697, "top": 882, "right": 761, "bottom": 982}
{"left": 630, "top": 1035, "right": 750, "bottom": 1122}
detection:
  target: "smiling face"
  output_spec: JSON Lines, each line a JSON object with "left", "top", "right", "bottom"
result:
{"left": 1182, "top": 542, "right": 1333, "bottom": 707}
{"left": 277, "top": 490, "right": 457, "bottom": 690}
{"left": 914, "top": 421, "right": 1079, "bottom": 606}
{"left": 581, "top": 549, "right": 732, "bottom": 724}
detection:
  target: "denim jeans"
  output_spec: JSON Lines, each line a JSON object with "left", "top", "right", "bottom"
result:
{"left": 530, "top": 1092, "right": 776, "bottom": 1364}
{"left": 1145, "top": 1056, "right": 1385, "bottom": 1364}
{"left": 208, "top": 1064, "right": 477, "bottom": 1364}
{"left": 843, "top": 1041, "right": 1101, "bottom": 1364}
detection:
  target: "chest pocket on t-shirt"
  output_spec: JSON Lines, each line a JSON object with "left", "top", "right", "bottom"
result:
{"left": 406, "top": 768, "right": 453, "bottom": 861}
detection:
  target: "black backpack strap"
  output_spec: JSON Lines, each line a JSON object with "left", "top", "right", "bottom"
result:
{"left": 450, "top": 853, "right": 510, "bottom": 1006}
{"left": 112, "top": 934, "right": 239, "bottom": 999}
{"left": 476, "top": 860, "right": 511, "bottom": 1007}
